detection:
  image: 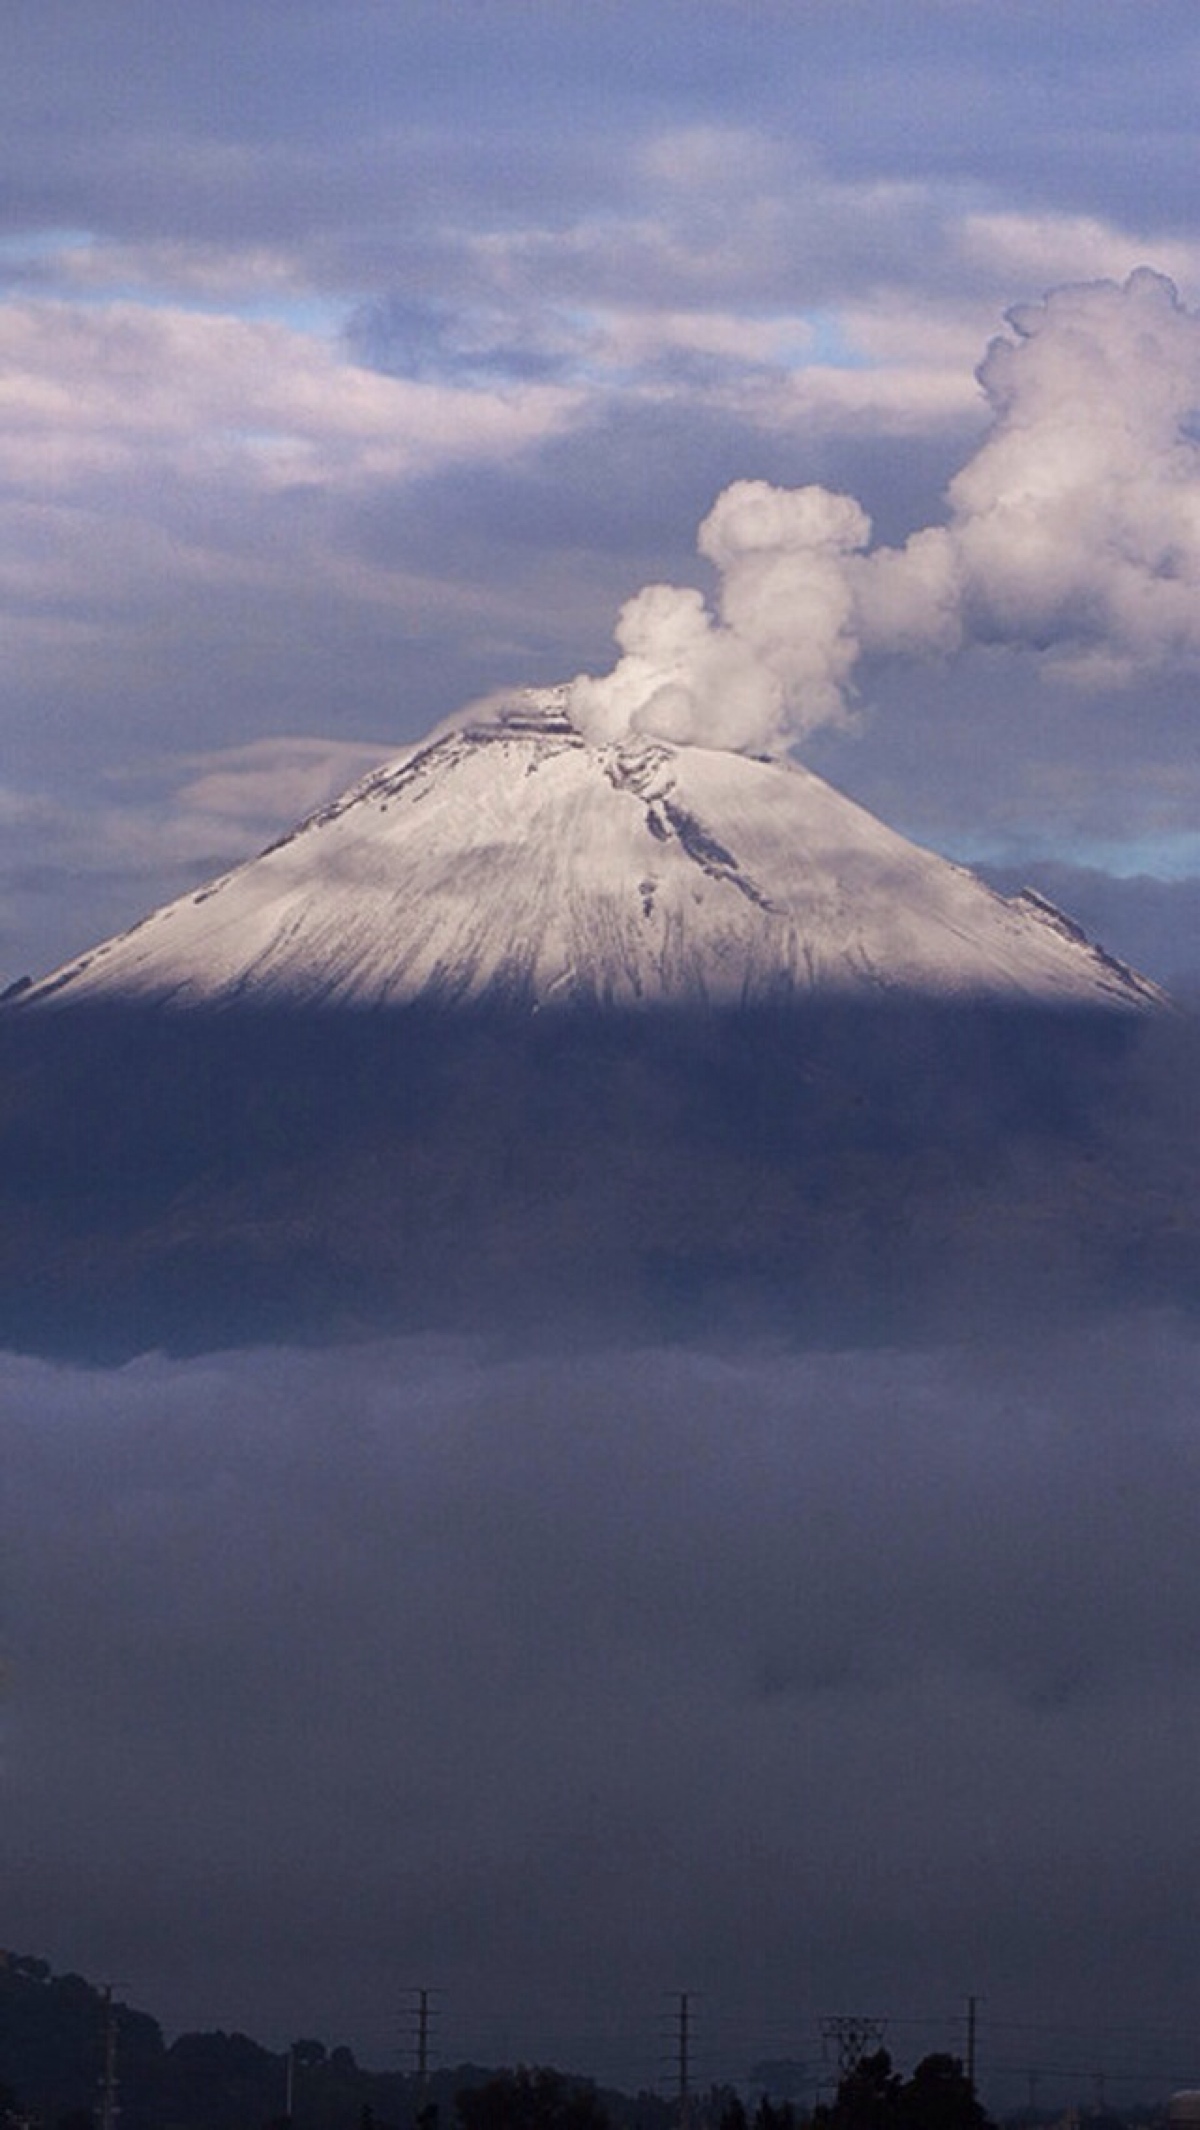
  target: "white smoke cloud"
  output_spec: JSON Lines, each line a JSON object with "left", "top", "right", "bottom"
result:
{"left": 568, "top": 269, "right": 1200, "bottom": 754}
{"left": 569, "top": 483, "right": 871, "bottom": 753}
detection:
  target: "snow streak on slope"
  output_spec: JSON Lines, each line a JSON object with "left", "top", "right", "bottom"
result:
{"left": 20, "top": 692, "right": 1161, "bottom": 1012}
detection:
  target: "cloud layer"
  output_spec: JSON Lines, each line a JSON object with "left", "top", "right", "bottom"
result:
{"left": 7, "top": 1320, "right": 1200, "bottom": 2099}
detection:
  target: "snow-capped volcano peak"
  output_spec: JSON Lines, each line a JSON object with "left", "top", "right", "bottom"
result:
{"left": 19, "top": 689, "right": 1161, "bottom": 1012}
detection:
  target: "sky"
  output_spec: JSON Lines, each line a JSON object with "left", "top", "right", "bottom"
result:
{"left": 3, "top": 1, "right": 1200, "bottom": 985}
{"left": 7, "top": 4, "right": 1200, "bottom": 2106}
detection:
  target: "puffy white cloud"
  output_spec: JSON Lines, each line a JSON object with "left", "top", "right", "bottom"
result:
{"left": 945, "top": 271, "right": 1200, "bottom": 666}
{"left": 571, "top": 484, "right": 871, "bottom": 752}
{"left": 574, "top": 580, "right": 786, "bottom": 752}
{"left": 701, "top": 480, "right": 871, "bottom": 731}
{"left": 570, "top": 271, "right": 1200, "bottom": 756}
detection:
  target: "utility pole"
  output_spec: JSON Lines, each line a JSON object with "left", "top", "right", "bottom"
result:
{"left": 416, "top": 1990, "right": 431, "bottom": 2091}
{"left": 404, "top": 1988, "right": 441, "bottom": 2128}
{"left": 965, "top": 1996, "right": 981, "bottom": 2090}
{"left": 99, "top": 1986, "right": 119, "bottom": 2130}
{"left": 1092, "top": 2071, "right": 1106, "bottom": 2115}
{"left": 674, "top": 1992, "right": 692, "bottom": 2130}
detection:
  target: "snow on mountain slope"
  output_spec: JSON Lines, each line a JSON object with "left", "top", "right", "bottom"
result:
{"left": 18, "top": 691, "right": 1163, "bottom": 1012}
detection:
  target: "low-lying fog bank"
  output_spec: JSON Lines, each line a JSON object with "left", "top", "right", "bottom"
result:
{"left": 6, "top": 1318, "right": 1200, "bottom": 2099}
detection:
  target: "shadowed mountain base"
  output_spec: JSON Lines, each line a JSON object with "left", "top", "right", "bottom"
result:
{"left": 1, "top": 999, "right": 1196, "bottom": 1361}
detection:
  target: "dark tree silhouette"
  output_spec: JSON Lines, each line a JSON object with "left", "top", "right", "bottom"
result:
{"left": 899, "top": 2054, "right": 989, "bottom": 2130}
{"left": 826, "top": 2050, "right": 902, "bottom": 2130}
{"left": 754, "top": 2100, "right": 796, "bottom": 2130}
{"left": 456, "top": 2068, "right": 609, "bottom": 2130}
{"left": 819, "top": 2049, "right": 990, "bottom": 2130}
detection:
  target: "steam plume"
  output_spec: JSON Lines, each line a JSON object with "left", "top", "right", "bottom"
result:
{"left": 568, "top": 270, "right": 1200, "bottom": 754}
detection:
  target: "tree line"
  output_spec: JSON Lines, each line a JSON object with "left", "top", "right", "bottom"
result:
{"left": 1, "top": 1953, "right": 994, "bottom": 2130}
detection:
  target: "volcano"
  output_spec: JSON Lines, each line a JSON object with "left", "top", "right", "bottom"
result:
{"left": 17, "top": 690, "right": 1159, "bottom": 1014}
{"left": 2, "top": 693, "right": 1191, "bottom": 1363}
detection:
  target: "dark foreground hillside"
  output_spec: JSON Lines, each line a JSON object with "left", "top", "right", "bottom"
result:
{"left": 1, "top": 998, "right": 1197, "bottom": 1360}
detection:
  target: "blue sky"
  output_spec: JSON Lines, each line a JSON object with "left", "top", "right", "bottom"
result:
{"left": 3, "top": 0, "right": 1200, "bottom": 986}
